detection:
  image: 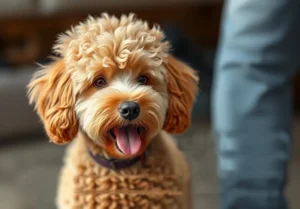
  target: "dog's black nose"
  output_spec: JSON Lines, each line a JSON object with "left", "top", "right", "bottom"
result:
{"left": 118, "top": 101, "right": 140, "bottom": 120}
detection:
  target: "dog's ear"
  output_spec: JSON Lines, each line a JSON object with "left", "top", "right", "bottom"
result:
{"left": 27, "top": 60, "right": 78, "bottom": 144}
{"left": 163, "top": 56, "right": 199, "bottom": 133}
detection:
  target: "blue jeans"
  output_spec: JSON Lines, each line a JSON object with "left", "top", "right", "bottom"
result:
{"left": 212, "top": 1, "right": 300, "bottom": 209}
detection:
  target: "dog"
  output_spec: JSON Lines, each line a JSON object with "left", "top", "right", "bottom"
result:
{"left": 27, "top": 13, "right": 198, "bottom": 209}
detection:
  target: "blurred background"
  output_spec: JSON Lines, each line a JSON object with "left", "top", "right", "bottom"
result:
{"left": 0, "top": 0, "right": 299, "bottom": 208}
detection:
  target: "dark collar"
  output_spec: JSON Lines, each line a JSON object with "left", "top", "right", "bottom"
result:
{"left": 87, "top": 147, "right": 150, "bottom": 170}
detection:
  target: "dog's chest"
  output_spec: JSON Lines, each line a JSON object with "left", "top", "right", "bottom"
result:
{"left": 61, "top": 136, "right": 188, "bottom": 209}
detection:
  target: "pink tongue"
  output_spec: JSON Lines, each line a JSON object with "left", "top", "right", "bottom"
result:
{"left": 114, "top": 126, "right": 141, "bottom": 155}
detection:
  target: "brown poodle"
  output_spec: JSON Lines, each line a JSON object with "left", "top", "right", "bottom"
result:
{"left": 27, "top": 13, "right": 198, "bottom": 209}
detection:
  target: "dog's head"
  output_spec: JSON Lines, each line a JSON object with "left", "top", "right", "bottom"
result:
{"left": 27, "top": 14, "right": 198, "bottom": 159}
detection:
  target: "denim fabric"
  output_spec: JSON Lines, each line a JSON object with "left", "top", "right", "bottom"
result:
{"left": 212, "top": 1, "right": 300, "bottom": 209}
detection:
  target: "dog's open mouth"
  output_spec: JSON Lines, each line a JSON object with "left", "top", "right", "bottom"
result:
{"left": 109, "top": 125, "right": 143, "bottom": 155}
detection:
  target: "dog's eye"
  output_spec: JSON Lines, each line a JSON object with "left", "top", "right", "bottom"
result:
{"left": 137, "top": 75, "right": 149, "bottom": 85}
{"left": 93, "top": 76, "right": 107, "bottom": 88}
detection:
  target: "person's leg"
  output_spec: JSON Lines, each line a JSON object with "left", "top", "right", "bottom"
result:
{"left": 212, "top": 1, "right": 300, "bottom": 209}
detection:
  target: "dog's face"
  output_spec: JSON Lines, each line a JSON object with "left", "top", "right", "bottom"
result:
{"left": 28, "top": 14, "right": 198, "bottom": 159}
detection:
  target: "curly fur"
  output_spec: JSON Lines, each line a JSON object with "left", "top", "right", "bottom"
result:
{"left": 27, "top": 13, "right": 198, "bottom": 209}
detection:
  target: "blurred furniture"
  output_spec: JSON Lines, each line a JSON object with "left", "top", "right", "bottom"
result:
{"left": 0, "top": 67, "right": 42, "bottom": 138}
{"left": 0, "top": 0, "right": 222, "bottom": 65}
